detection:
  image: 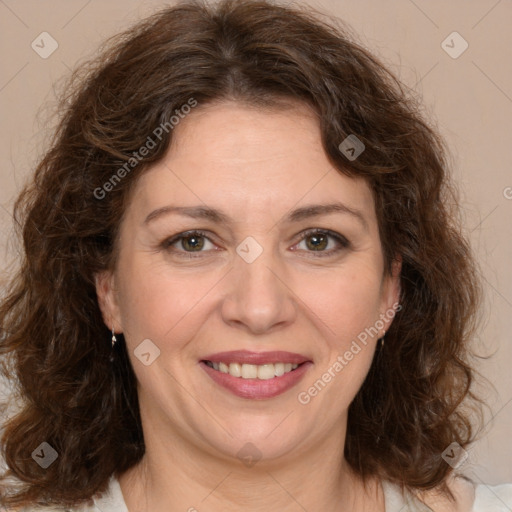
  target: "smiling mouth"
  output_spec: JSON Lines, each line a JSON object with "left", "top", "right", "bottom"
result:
{"left": 203, "top": 360, "right": 303, "bottom": 380}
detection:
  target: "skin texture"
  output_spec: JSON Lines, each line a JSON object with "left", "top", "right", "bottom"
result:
{"left": 96, "top": 101, "right": 401, "bottom": 512}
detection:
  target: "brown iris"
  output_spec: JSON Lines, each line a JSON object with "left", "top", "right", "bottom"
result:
{"left": 305, "top": 233, "right": 328, "bottom": 251}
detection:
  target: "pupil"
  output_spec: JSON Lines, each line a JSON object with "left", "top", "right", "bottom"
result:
{"left": 184, "top": 235, "right": 204, "bottom": 251}
{"left": 307, "top": 234, "right": 327, "bottom": 251}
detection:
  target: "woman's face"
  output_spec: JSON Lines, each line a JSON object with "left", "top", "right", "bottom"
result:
{"left": 96, "top": 100, "right": 400, "bottom": 463}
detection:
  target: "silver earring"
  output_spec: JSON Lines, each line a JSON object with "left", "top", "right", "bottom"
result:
{"left": 380, "top": 330, "right": 386, "bottom": 348}
{"left": 111, "top": 327, "right": 117, "bottom": 348}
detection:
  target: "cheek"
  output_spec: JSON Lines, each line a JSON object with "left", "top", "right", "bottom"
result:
{"left": 297, "top": 267, "right": 383, "bottom": 410}
{"left": 116, "top": 255, "right": 217, "bottom": 345}
{"left": 298, "top": 260, "right": 384, "bottom": 340}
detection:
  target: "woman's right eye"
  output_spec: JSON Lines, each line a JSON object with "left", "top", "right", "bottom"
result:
{"left": 161, "top": 230, "right": 218, "bottom": 258}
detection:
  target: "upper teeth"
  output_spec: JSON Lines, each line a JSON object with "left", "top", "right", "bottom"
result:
{"left": 206, "top": 361, "right": 299, "bottom": 380}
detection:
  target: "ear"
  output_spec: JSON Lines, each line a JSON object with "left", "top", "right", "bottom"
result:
{"left": 95, "top": 270, "right": 123, "bottom": 333}
{"left": 380, "top": 255, "right": 402, "bottom": 333}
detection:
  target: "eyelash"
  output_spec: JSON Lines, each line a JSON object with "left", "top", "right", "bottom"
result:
{"left": 160, "top": 229, "right": 350, "bottom": 259}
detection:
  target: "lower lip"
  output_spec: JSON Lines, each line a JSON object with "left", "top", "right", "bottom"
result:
{"left": 200, "top": 361, "right": 313, "bottom": 399}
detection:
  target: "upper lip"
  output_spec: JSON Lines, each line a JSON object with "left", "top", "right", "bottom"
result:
{"left": 201, "top": 350, "right": 311, "bottom": 365}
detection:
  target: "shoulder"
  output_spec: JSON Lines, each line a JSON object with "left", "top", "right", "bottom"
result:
{"left": 422, "top": 474, "right": 475, "bottom": 511}
{"left": 384, "top": 474, "right": 512, "bottom": 512}
{"left": 5, "top": 505, "right": 97, "bottom": 512}
{"left": 4, "top": 498, "right": 100, "bottom": 512}
{"left": 472, "top": 481, "right": 512, "bottom": 511}
{"left": 414, "top": 475, "right": 512, "bottom": 512}
{"left": 4, "top": 507, "right": 90, "bottom": 512}
{"left": 2, "top": 474, "right": 122, "bottom": 512}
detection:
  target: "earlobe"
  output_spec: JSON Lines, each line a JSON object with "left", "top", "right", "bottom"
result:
{"left": 94, "top": 271, "right": 122, "bottom": 332}
{"left": 381, "top": 255, "right": 402, "bottom": 333}
{"left": 390, "top": 255, "right": 402, "bottom": 305}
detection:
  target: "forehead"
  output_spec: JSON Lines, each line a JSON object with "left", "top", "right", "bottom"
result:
{"left": 130, "top": 101, "right": 376, "bottom": 226}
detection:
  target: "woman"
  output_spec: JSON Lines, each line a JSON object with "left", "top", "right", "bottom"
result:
{"left": 0, "top": 0, "right": 510, "bottom": 510}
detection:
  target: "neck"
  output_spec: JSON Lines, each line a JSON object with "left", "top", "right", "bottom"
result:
{"left": 118, "top": 423, "right": 384, "bottom": 512}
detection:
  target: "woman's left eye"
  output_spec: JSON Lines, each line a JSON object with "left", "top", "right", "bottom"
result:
{"left": 160, "top": 228, "right": 349, "bottom": 258}
{"left": 293, "top": 229, "right": 350, "bottom": 257}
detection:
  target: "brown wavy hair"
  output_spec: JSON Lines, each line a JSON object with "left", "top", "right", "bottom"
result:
{"left": 0, "top": 0, "right": 485, "bottom": 508}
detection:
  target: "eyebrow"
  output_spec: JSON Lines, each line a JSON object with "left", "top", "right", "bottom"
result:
{"left": 143, "top": 202, "right": 368, "bottom": 230}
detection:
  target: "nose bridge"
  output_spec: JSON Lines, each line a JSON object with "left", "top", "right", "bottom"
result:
{"left": 237, "top": 235, "right": 279, "bottom": 292}
{"left": 222, "top": 234, "right": 295, "bottom": 333}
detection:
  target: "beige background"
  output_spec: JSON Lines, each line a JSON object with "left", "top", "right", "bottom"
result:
{"left": 0, "top": 0, "right": 511, "bottom": 486}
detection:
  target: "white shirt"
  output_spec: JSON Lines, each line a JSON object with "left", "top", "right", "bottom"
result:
{"left": 381, "top": 478, "right": 512, "bottom": 511}
{"left": 16, "top": 474, "right": 512, "bottom": 511}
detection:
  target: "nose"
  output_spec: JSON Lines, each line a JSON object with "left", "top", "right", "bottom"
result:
{"left": 220, "top": 241, "right": 297, "bottom": 335}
